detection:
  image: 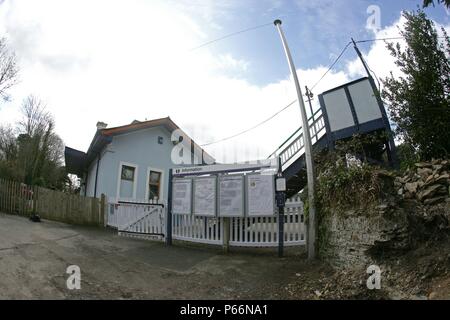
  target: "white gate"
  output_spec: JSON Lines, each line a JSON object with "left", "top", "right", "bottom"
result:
{"left": 110, "top": 197, "right": 305, "bottom": 248}
{"left": 112, "top": 201, "right": 165, "bottom": 241}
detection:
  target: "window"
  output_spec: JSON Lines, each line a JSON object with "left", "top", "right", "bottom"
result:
{"left": 148, "top": 170, "right": 162, "bottom": 200}
{"left": 121, "top": 165, "right": 135, "bottom": 181}
{"left": 118, "top": 163, "right": 137, "bottom": 200}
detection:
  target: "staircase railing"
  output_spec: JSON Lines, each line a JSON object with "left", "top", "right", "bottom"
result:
{"left": 269, "top": 108, "right": 327, "bottom": 169}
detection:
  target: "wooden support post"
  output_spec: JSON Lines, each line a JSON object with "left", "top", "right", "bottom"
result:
{"left": 223, "top": 217, "right": 230, "bottom": 253}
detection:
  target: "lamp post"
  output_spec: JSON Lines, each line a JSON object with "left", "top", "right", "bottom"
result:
{"left": 274, "top": 19, "right": 317, "bottom": 260}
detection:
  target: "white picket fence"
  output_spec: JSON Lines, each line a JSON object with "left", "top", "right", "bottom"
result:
{"left": 172, "top": 215, "right": 223, "bottom": 245}
{"left": 111, "top": 200, "right": 165, "bottom": 240}
{"left": 111, "top": 195, "right": 305, "bottom": 248}
{"left": 172, "top": 195, "right": 305, "bottom": 247}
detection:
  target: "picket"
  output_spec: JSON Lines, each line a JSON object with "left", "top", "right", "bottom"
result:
{"left": 0, "top": 178, "right": 105, "bottom": 227}
{"left": 115, "top": 201, "right": 165, "bottom": 241}
{"left": 169, "top": 198, "right": 305, "bottom": 248}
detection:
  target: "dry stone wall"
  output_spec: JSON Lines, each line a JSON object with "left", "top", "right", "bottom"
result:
{"left": 319, "top": 160, "right": 450, "bottom": 269}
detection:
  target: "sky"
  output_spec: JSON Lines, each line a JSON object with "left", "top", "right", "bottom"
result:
{"left": 0, "top": 0, "right": 449, "bottom": 164}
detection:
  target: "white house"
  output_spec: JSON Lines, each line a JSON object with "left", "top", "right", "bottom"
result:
{"left": 65, "top": 117, "right": 214, "bottom": 205}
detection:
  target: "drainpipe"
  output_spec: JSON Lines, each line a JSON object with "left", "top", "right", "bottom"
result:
{"left": 84, "top": 171, "right": 88, "bottom": 197}
{"left": 94, "top": 153, "right": 101, "bottom": 198}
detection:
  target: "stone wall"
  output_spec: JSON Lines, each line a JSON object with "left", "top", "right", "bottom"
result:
{"left": 319, "top": 203, "right": 409, "bottom": 268}
{"left": 319, "top": 160, "right": 450, "bottom": 269}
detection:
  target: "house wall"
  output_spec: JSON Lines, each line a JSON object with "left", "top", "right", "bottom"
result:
{"left": 86, "top": 126, "right": 203, "bottom": 204}
{"left": 85, "top": 159, "right": 98, "bottom": 197}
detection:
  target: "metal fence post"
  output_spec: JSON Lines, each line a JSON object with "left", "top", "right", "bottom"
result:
{"left": 277, "top": 198, "right": 285, "bottom": 258}
{"left": 274, "top": 19, "right": 317, "bottom": 260}
{"left": 166, "top": 169, "right": 173, "bottom": 246}
{"left": 276, "top": 157, "right": 286, "bottom": 258}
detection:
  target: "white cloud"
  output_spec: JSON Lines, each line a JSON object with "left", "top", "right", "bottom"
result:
{"left": 346, "top": 15, "right": 450, "bottom": 91}
{"left": 346, "top": 15, "right": 407, "bottom": 82}
{"left": 215, "top": 53, "right": 250, "bottom": 72}
{"left": 0, "top": 0, "right": 353, "bottom": 164}
{"left": 1, "top": 1, "right": 448, "bottom": 165}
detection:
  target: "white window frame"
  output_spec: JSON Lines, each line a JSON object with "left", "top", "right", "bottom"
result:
{"left": 145, "top": 167, "right": 164, "bottom": 203}
{"left": 116, "top": 161, "right": 139, "bottom": 201}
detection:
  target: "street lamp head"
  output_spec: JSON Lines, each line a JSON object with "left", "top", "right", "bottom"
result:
{"left": 274, "top": 19, "right": 282, "bottom": 26}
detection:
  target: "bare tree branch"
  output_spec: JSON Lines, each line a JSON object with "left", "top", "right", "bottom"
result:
{"left": 18, "top": 95, "right": 52, "bottom": 137}
{"left": 0, "top": 37, "right": 19, "bottom": 100}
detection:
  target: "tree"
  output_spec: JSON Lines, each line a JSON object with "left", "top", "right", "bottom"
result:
{"left": 423, "top": 0, "right": 450, "bottom": 9}
{"left": 382, "top": 10, "right": 450, "bottom": 161}
{"left": 17, "top": 95, "right": 66, "bottom": 188}
{"left": 0, "top": 95, "right": 68, "bottom": 189}
{"left": 0, "top": 124, "right": 20, "bottom": 180}
{"left": 0, "top": 37, "right": 19, "bottom": 101}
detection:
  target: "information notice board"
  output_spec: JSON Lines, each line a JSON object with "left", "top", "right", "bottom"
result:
{"left": 172, "top": 178, "right": 192, "bottom": 214}
{"left": 246, "top": 174, "right": 276, "bottom": 217}
{"left": 218, "top": 175, "right": 244, "bottom": 217}
{"left": 171, "top": 173, "right": 276, "bottom": 217}
{"left": 193, "top": 176, "right": 216, "bottom": 217}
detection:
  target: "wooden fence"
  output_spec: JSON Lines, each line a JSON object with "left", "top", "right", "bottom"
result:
{"left": 0, "top": 178, "right": 105, "bottom": 227}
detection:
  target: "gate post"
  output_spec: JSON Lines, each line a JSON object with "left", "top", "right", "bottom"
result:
{"left": 277, "top": 193, "right": 286, "bottom": 258}
{"left": 166, "top": 169, "right": 173, "bottom": 246}
{"left": 222, "top": 217, "right": 230, "bottom": 253}
{"left": 276, "top": 157, "right": 286, "bottom": 258}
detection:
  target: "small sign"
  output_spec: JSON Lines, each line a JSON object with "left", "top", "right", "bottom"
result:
{"left": 172, "top": 179, "right": 192, "bottom": 214}
{"left": 246, "top": 174, "right": 276, "bottom": 217}
{"left": 193, "top": 176, "right": 217, "bottom": 217}
{"left": 276, "top": 178, "right": 286, "bottom": 192}
{"left": 218, "top": 175, "right": 245, "bottom": 217}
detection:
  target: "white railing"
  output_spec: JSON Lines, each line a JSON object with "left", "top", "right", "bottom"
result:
{"left": 113, "top": 197, "right": 305, "bottom": 248}
{"left": 172, "top": 215, "right": 222, "bottom": 245}
{"left": 172, "top": 196, "right": 305, "bottom": 248}
{"left": 115, "top": 201, "right": 165, "bottom": 240}
{"left": 269, "top": 109, "right": 327, "bottom": 171}
{"left": 229, "top": 197, "right": 304, "bottom": 247}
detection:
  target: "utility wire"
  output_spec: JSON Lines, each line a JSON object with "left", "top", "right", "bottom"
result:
{"left": 200, "top": 99, "right": 297, "bottom": 147}
{"left": 355, "top": 35, "right": 446, "bottom": 91}
{"left": 190, "top": 22, "right": 273, "bottom": 51}
{"left": 355, "top": 35, "right": 446, "bottom": 43}
{"left": 200, "top": 41, "right": 354, "bottom": 147}
{"left": 198, "top": 34, "right": 422, "bottom": 147}
{"left": 355, "top": 36, "right": 405, "bottom": 43}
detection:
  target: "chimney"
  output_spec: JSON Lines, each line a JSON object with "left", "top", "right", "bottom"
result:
{"left": 96, "top": 121, "right": 108, "bottom": 130}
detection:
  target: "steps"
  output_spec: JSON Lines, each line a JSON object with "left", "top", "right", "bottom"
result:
{"left": 269, "top": 77, "right": 397, "bottom": 197}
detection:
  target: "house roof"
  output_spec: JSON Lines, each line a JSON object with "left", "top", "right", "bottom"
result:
{"left": 100, "top": 117, "right": 179, "bottom": 137}
{"left": 65, "top": 117, "right": 214, "bottom": 176}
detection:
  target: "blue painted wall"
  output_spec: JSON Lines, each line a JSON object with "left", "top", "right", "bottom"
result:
{"left": 85, "top": 126, "right": 204, "bottom": 204}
